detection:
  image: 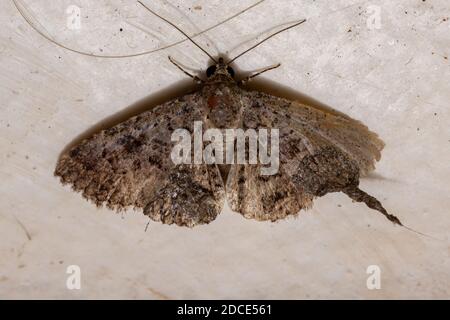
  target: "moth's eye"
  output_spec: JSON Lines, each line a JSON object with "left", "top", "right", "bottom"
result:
{"left": 227, "top": 66, "right": 235, "bottom": 78}
{"left": 206, "top": 65, "right": 217, "bottom": 77}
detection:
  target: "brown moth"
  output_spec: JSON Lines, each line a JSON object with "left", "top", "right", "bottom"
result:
{"left": 54, "top": 2, "right": 403, "bottom": 228}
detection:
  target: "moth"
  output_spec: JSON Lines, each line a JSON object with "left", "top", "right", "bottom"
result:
{"left": 55, "top": 2, "right": 403, "bottom": 228}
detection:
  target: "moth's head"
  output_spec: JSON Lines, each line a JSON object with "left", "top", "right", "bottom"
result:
{"left": 206, "top": 57, "right": 235, "bottom": 79}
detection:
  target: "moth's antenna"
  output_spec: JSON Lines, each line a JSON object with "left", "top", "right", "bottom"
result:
{"left": 137, "top": 1, "right": 217, "bottom": 63}
{"left": 228, "top": 19, "right": 307, "bottom": 64}
{"left": 13, "top": 0, "right": 265, "bottom": 59}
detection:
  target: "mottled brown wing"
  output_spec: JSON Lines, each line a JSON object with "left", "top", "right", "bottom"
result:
{"left": 55, "top": 93, "right": 225, "bottom": 227}
{"left": 281, "top": 98, "right": 385, "bottom": 176}
{"left": 226, "top": 90, "right": 401, "bottom": 225}
{"left": 226, "top": 91, "right": 314, "bottom": 221}
{"left": 226, "top": 163, "right": 314, "bottom": 221}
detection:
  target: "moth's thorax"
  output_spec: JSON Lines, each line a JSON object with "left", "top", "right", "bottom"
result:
{"left": 201, "top": 82, "right": 242, "bottom": 129}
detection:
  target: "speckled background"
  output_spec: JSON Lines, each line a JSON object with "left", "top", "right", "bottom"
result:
{"left": 1, "top": 0, "right": 449, "bottom": 299}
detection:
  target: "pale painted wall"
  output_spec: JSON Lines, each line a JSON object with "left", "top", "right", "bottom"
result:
{"left": 1, "top": 0, "right": 449, "bottom": 299}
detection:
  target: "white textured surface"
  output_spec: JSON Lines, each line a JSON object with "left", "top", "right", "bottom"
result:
{"left": 1, "top": 0, "right": 449, "bottom": 299}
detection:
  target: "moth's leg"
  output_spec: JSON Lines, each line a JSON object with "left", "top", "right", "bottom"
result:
{"left": 343, "top": 187, "right": 403, "bottom": 225}
{"left": 239, "top": 63, "right": 281, "bottom": 85}
{"left": 168, "top": 56, "right": 204, "bottom": 84}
